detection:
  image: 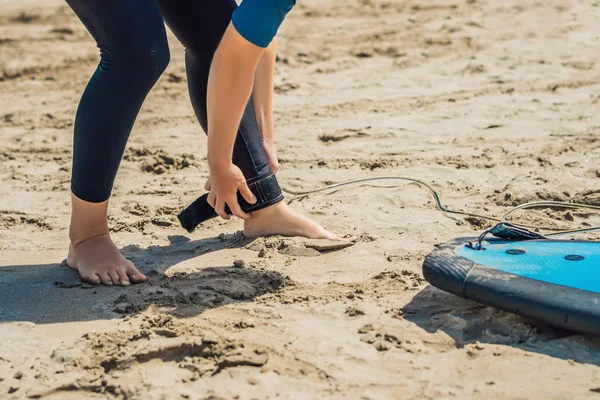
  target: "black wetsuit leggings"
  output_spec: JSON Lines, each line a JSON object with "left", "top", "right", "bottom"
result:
{"left": 66, "top": 0, "right": 280, "bottom": 210}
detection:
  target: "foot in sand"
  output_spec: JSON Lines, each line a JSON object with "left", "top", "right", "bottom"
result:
{"left": 243, "top": 201, "right": 354, "bottom": 240}
{"left": 67, "top": 234, "right": 146, "bottom": 286}
{"left": 67, "top": 193, "right": 146, "bottom": 286}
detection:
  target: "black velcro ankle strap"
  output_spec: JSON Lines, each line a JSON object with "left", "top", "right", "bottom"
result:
{"left": 177, "top": 172, "right": 284, "bottom": 233}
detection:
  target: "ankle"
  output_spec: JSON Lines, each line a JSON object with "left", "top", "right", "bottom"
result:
{"left": 69, "top": 229, "right": 110, "bottom": 247}
{"left": 249, "top": 200, "right": 287, "bottom": 220}
{"left": 69, "top": 192, "right": 111, "bottom": 246}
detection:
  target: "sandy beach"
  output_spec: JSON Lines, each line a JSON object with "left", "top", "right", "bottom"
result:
{"left": 1, "top": 0, "right": 600, "bottom": 398}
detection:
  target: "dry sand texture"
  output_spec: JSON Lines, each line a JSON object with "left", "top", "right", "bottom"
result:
{"left": 1, "top": 0, "right": 600, "bottom": 398}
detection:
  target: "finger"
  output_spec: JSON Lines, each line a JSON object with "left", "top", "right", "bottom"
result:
{"left": 227, "top": 199, "right": 252, "bottom": 220}
{"left": 271, "top": 163, "right": 279, "bottom": 174}
{"left": 215, "top": 199, "right": 230, "bottom": 220}
{"left": 238, "top": 183, "right": 257, "bottom": 204}
{"left": 204, "top": 178, "right": 211, "bottom": 191}
{"left": 116, "top": 270, "right": 131, "bottom": 286}
{"left": 207, "top": 191, "right": 216, "bottom": 209}
{"left": 99, "top": 272, "right": 113, "bottom": 286}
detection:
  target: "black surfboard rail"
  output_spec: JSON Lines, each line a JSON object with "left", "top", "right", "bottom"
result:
{"left": 423, "top": 238, "right": 600, "bottom": 336}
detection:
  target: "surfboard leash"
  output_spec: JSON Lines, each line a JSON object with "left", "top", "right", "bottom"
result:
{"left": 280, "top": 176, "right": 600, "bottom": 239}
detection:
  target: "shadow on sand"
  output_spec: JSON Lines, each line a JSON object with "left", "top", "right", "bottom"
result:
{"left": 0, "top": 233, "right": 289, "bottom": 324}
{"left": 402, "top": 285, "right": 600, "bottom": 366}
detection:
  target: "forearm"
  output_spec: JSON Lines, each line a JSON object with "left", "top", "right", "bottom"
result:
{"left": 207, "top": 23, "right": 265, "bottom": 169}
{"left": 252, "top": 39, "right": 276, "bottom": 144}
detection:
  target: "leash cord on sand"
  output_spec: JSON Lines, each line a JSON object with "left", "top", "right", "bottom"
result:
{"left": 281, "top": 176, "right": 600, "bottom": 237}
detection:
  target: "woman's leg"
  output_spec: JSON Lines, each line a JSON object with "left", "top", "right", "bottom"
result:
{"left": 158, "top": 0, "right": 349, "bottom": 240}
{"left": 66, "top": 0, "right": 170, "bottom": 285}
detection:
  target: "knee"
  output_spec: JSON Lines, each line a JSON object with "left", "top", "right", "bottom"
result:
{"left": 101, "top": 39, "right": 170, "bottom": 83}
{"left": 131, "top": 40, "right": 170, "bottom": 81}
{"left": 148, "top": 41, "right": 171, "bottom": 76}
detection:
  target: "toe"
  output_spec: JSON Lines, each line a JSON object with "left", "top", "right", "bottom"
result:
{"left": 126, "top": 263, "right": 146, "bottom": 284}
{"left": 328, "top": 233, "right": 357, "bottom": 242}
{"left": 81, "top": 272, "right": 101, "bottom": 285}
{"left": 130, "top": 272, "right": 147, "bottom": 284}
{"left": 116, "top": 270, "right": 131, "bottom": 286}
{"left": 99, "top": 272, "right": 114, "bottom": 286}
{"left": 108, "top": 270, "right": 121, "bottom": 285}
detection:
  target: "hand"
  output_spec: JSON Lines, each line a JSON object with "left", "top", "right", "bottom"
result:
{"left": 206, "top": 142, "right": 277, "bottom": 189}
{"left": 262, "top": 140, "right": 279, "bottom": 173}
{"left": 206, "top": 162, "right": 256, "bottom": 220}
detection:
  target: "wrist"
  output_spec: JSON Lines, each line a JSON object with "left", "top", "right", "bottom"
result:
{"left": 257, "top": 121, "right": 274, "bottom": 143}
{"left": 207, "top": 151, "right": 232, "bottom": 170}
{"left": 207, "top": 139, "right": 233, "bottom": 169}
{"left": 208, "top": 158, "right": 232, "bottom": 171}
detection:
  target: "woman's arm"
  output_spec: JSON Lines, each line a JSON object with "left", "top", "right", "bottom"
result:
{"left": 202, "top": 37, "right": 278, "bottom": 194}
{"left": 253, "top": 39, "right": 276, "bottom": 144}
{"left": 206, "top": 0, "right": 295, "bottom": 219}
{"left": 206, "top": 23, "right": 263, "bottom": 220}
{"left": 252, "top": 39, "right": 279, "bottom": 173}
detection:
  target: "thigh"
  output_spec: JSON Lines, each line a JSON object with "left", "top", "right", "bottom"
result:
{"left": 158, "top": 0, "right": 238, "bottom": 52}
{"left": 231, "top": 0, "right": 295, "bottom": 48}
{"left": 66, "top": 0, "right": 168, "bottom": 58}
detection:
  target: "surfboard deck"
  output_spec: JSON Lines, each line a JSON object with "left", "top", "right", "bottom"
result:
{"left": 422, "top": 238, "right": 600, "bottom": 336}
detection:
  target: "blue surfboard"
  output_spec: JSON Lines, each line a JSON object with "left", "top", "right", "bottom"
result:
{"left": 423, "top": 238, "right": 600, "bottom": 335}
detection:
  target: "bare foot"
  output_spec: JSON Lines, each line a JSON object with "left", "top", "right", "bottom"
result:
{"left": 243, "top": 201, "right": 354, "bottom": 240}
{"left": 67, "top": 234, "right": 146, "bottom": 286}
{"left": 67, "top": 193, "right": 146, "bottom": 286}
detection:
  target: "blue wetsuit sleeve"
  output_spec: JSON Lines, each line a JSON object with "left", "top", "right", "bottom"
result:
{"left": 231, "top": 0, "right": 296, "bottom": 48}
